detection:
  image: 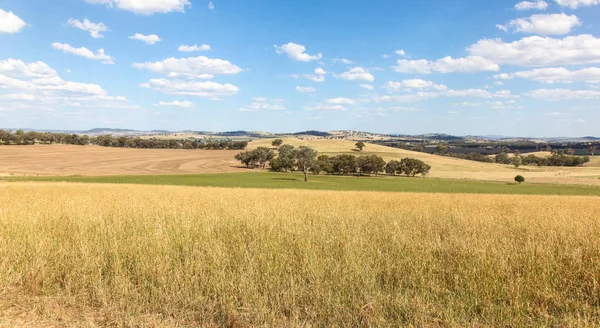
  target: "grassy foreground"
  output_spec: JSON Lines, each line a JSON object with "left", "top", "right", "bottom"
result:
{"left": 6, "top": 171, "right": 600, "bottom": 196}
{"left": 1, "top": 183, "right": 600, "bottom": 326}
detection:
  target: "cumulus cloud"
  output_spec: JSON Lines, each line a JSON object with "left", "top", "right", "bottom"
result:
{"left": 495, "top": 67, "right": 600, "bottom": 83}
{"left": 51, "top": 42, "right": 115, "bottom": 64}
{"left": 0, "top": 59, "right": 133, "bottom": 111}
{"left": 497, "top": 13, "right": 581, "bottom": 35}
{"left": 554, "top": 0, "right": 600, "bottom": 8}
{"left": 238, "top": 98, "right": 285, "bottom": 112}
{"left": 467, "top": 34, "right": 600, "bottom": 66}
{"left": 141, "top": 78, "right": 239, "bottom": 97}
{"left": 306, "top": 67, "right": 327, "bottom": 82}
{"left": 395, "top": 49, "right": 406, "bottom": 56}
{"left": 156, "top": 100, "right": 195, "bottom": 108}
{"left": 129, "top": 33, "right": 161, "bottom": 45}
{"left": 296, "top": 86, "right": 316, "bottom": 93}
{"left": 67, "top": 18, "right": 108, "bottom": 38}
{"left": 335, "top": 67, "right": 375, "bottom": 82}
{"left": 84, "top": 0, "right": 191, "bottom": 15}
{"left": 383, "top": 79, "right": 448, "bottom": 92}
{"left": 359, "top": 84, "right": 374, "bottom": 90}
{"left": 178, "top": 44, "right": 211, "bottom": 52}
{"left": 333, "top": 58, "right": 354, "bottom": 64}
{"left": 527, "top": 88, "right": 600, "bottom": 99}
{"left": 0, "top": 8, "right": 26, "bottom": 34}
{"left": 208, "top": 1, "right": 215, "bottom": 10}
{"left": 274, "top": 42, "right": 322, "bottom": 62}
{"left": 392, "top": 56, "right": 499, "bottom": 74}
{"left": 326, "top": 97, "right": 356, "bottom": 105}
{"left": 0, "top": 59, "right": 58, "bottom": 78}
{"left": 515, "top": 0, "right": 549, "bottom": 10}
{"left": 133, "top": 56, "right": 242, "bottom": 79}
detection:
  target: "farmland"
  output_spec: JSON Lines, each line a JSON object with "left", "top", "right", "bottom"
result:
{"left": 1, "top": 138, "right": 600, "bottom": 186}
{"left": 1, "top": 183, "right": 600, "bottom": 327}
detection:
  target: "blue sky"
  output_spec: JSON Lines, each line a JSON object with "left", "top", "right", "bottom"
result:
{"left": 1, "top": 0, "right": 600, "bottom": 136}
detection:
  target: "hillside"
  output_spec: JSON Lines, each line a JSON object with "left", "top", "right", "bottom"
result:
{"left": 249, "top": 138, "right": 600, "bottom": 185}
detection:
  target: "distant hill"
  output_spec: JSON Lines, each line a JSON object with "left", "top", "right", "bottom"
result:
{"left": 292, "top": 130, "right": 332, "bottom": 137}
{"left": 82, "top": 128, "right": 138, "bottom": 134}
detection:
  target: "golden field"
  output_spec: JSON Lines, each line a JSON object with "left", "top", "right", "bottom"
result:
{"left": 1, "top": 182, "right": 599, "bottom": 327}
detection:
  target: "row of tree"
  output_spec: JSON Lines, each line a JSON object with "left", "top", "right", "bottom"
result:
{"left": 0, "top": 130, "right": 248, "bottom": 150}
{"left": 235, "top": 144, "right": 431, "bottom": 181}
{"left": 430, "top": 144, "right": 591, "bottom": 167}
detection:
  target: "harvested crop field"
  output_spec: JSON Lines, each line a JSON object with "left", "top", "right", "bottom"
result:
{"left": 1, "top": 183, "right": 600, "bottom": 327}
{"left": 0, "top": 145, "right": 244, "bottom": 176}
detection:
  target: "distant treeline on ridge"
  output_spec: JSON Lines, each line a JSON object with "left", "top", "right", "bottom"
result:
{"left": 0, "top": 130, "right": 248, "bottom": 150}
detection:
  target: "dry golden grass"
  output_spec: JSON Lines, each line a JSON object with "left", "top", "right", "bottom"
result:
{"left": 0, "top": 144, "right": 244, "bottom": 176}
{"left": 251, "top": 138, "right": 600, "bottom": 186}
{"left": 1, "top": 182, "right": 600, "bottom": 327}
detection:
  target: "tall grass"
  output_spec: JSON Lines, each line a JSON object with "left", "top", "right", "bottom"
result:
{"left": 1, "top": 182, "right": 600, "bottom": 326}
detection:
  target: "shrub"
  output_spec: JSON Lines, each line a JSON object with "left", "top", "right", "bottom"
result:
{"left": 515, "top": 175, "right": 525, "bottom": 184}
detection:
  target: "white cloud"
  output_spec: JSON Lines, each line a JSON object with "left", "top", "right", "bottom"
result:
{"left": 243, "top": 99, "right": 285, "bottom": 111}
{"left": 554, "top": 0, "right": 600, "bottom": 8}
{"left": 359, "top": 84, "right": 374, "bottom": 90}
{"left": 67, "top": 18, "right": 108, "bottom": 38}
{"left": 0, "top": 8, "right": 26, "bottom": 34}
{"left": 178, "top": 44, "right": 211, "bottom": 52}
{"left": 392, "top": 56, "right": 499, "bottom": 74}
{"left": 335, "top": 67, "right": 375, "bottom": 82}
{"left": 156, "top": 100, "right": 195, "bottom": 108}
{"left": 383, "top": 79, "right": 448, "bottom": 92}
{"left": 309, "top": 104, "right": 347, "bottom": 111}
{"left": 307, "top": 116, "right": 323, "bottom": 120}
{"left": 51, "top": 42, "right": 115, "bottom": 64}
{"left": 305, "top": 67, "right": 327, "bottom": 82}
{"left": 274, "top": 43, "right": 322, "bottom": 62}
{"left": 527, "top": 88, "right": 600, "bottom": 99}
{"left": 467, "top": 34, "right": 600, "bottom": 66}
{"left": 141, "top": 78, "right": 239, "bottom": 97}
{"left": 515, "top": 0, "right": 549, "bottom": 10}
{"left": 129, "top": 33, "right": 161, "bottom": 45}
{"left": 133, "top": 56, "right": 242, "bottom": 79}
{"left": 333, "top": 58, "right": 354, "bottom": 64}
{"left": 497, "top": 13, "right": 581, "bottom": 35}
{"left": 84, "top": 0, "right": 191, "bottom": 15}
{"left": 208, "top": 1, "right": 215, "bottom": 10}
{"left": 0, "top": 59, "right": 58, "bottom": 78}
{"left": 0, "top": 59, "right": 133, "bottom": 112}
{"left": 296, "top": 86, "right": 316, "bottom": 93}
{"left": 395, "top": 49, "right": 406, "bottom": 56}
{"left": 495, "top": 67, "right": 600, "bottom": 83}
{"left": 326, "top": 97, "right": 356, "bottom": 105}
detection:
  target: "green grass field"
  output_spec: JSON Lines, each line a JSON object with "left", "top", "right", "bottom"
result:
{"left": 6, "top": 172, "right": 600, "bottom": 196}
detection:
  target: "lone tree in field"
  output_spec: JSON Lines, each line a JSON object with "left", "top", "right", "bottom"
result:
{"left": 294, "top": 146, "right": 318, "bottom": 182}
{"left": 515, "top": 175, "right": 525, "bottom": 184}
{"left": 355, "top": 141, "right": 365, "bottom": 152}
{"left": 272, "top": 139, "right": 283, "bottom": 149}
{"left": 589, "top": 145, "right": 597, "bottom": 156}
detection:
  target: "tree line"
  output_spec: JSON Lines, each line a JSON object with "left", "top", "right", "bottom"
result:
{"left": 0, "top": 130, "right": 248, "bottom": 150}
{"left": 433, "top": 144, "right": 591, "bottom": 167}
{"left": 235, "top": 141, "right": 431, "bottom": 181}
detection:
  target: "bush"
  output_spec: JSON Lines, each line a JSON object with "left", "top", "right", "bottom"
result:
{"left": 515, "top": 175, "right": 525, "bottom": 184}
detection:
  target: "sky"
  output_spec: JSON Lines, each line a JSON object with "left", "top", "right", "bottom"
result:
{"left": 1, "top": 0, "right": 600, "bottom": 136}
